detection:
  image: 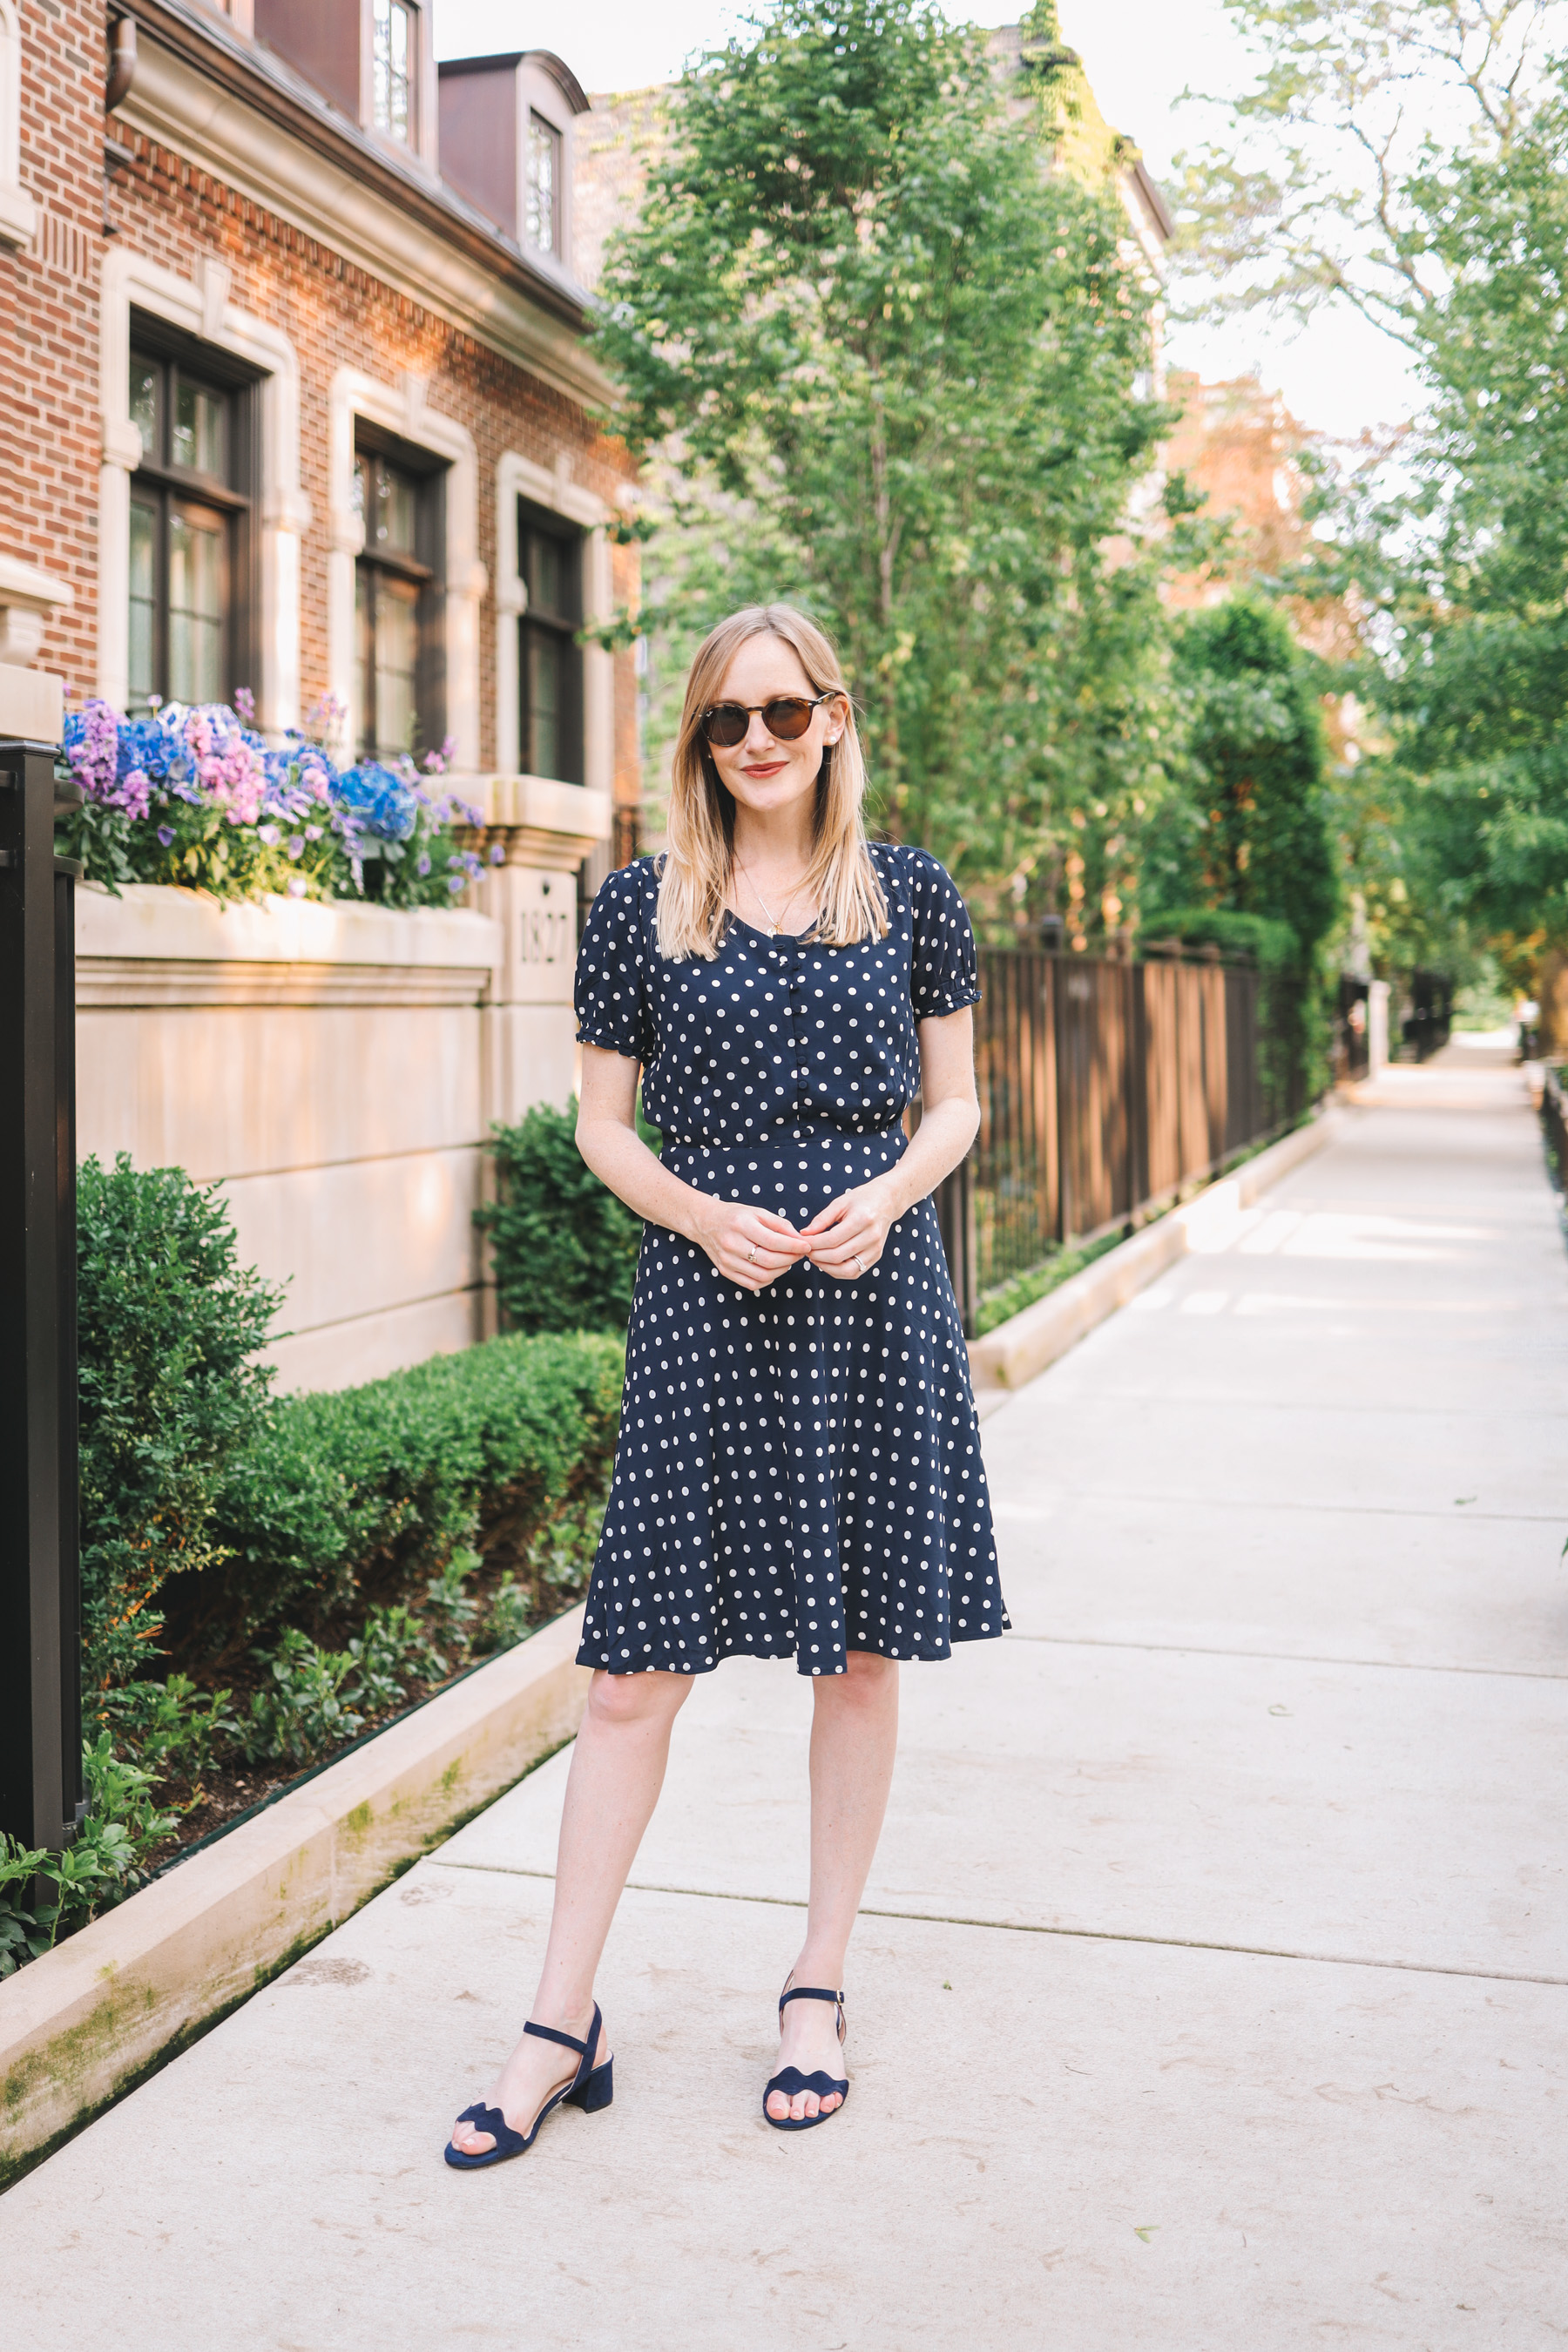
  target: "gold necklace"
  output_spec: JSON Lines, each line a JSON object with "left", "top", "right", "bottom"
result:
{"left": 738, "top": 859, "right": 811, "bottom": 938}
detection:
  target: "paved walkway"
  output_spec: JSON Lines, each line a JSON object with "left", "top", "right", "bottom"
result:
{"left": 5, "top": 1044, "right": 1566, "bottom": 2347}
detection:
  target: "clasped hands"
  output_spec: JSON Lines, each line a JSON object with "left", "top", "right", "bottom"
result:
{"left": 693, "top": 1179, "right": 902, "bottom": 1294}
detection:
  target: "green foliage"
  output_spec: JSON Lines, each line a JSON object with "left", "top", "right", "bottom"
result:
{"left": 237, "top": 1629, "right": 364, "bottom": 1767}
{"left": 1363, "top": 71, "right": 1568, "bottom": 956}
{"left": 1165, "top": 600, "right": 1339, "bottom": 962}
{"left": 972, "top": 1231, "right": 1125, "bottom": 1339}
{"left": 476, "top": 1099, "right": 645, "bottom": 1335}
{"left": 77, "top": 1153, "right": 284, "bottom": 1707}
{"left": 597, "top": 0, "right": 1195, "bottom": 934}
{"left": 347, "top": 1603, "right": 446, "bottom": 1714}
{"left": 1172, "top": 0, "right": 1568, "bottom": 980}
{"left": 476, "top": 1575, "right": 533, "bottom": 1655}
{"left": 199, "top": 1330, "right": 625, "bottom": 1659}
{"left": 0, "top": 1734, "right": 179, "bottom": 1969}
{"left": 4, "top": 1162, "right": 623, "bottom": 1977}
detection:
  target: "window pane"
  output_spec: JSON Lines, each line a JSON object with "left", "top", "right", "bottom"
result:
{"left": 373, "top": 459, "right": 419, "bottom": 556}
{"left": 129, "top": 355, "right": 160, "bottom": 465}
{"left": 351, "top": 452, "right": 368, "bottom": 533}
{"left": 172, "top": 377, "right": 226, "bottom": 478}
{"left": 169, "top": 504, "right": 226, "bottom": 705}
{"left": 524, "top": 622, "right": 562, "bottom": 778}
{"left": 527, "top": 114, "right": 559, "bottom": 254}
{"left": 128, "top": 497, "right": 159, "bottom": 712}
{"left": 528, "top": 531, "right": 562, "bottom": 618}
{"left": 355, "top": 565, "right": 372, "bottom": 757}
{"left": 373, "top": 575, "right": 420, "bottom": 756}
{"left": 372, "top": 0, "right": 412, "bottom": 141}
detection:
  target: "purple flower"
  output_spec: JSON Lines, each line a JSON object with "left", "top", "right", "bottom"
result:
{"left": 288, "top": 835, "right": 304, "bottom": 858}
{"left": 447, "top": 875, "right": 464, "bottom": 894}
{"left": 257, "top": 824, "right": 280, "bottom": 847}
{"left": 233, "top": 686, "right": 256, "bottom": 722}
{"left": 156, "top": 824, "right": 175, "bottom": 848}
{"left": 489, "top": 841, "right": 505, "bottom": 865}
{"left": 286, "top": 875, "right": 308, "bottom": 898}
{"left": 416, "top": 852, "right": 431, "bottom": 876}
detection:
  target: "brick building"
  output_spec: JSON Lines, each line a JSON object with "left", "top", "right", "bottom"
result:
{"left": 0, "top": 0, "right": 646, "bottom": 1388}
{"left": 0, "top": 0, "right": 641, "bottom": 875}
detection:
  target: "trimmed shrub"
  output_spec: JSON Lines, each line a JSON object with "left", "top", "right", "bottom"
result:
{"left": 188, "top": 1329, "right": 626, "bottom": 1666}
{"left": 476, "top": 1099, "right": 645, "bottom": 1335}
{"left": 77, "top": 1153, "right": 283, "bottom": 1711}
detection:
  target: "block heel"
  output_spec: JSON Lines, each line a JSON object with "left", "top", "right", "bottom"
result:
{"left": 566, "top": 2053, "right": 614, "bottom": 2113}
{"left": 444, "top": 2002, "right": 611, "bottom": 2169}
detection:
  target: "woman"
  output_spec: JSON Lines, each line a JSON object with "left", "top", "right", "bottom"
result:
{"left": 446, "top": 604, "right": 1005, "bottom": 2165}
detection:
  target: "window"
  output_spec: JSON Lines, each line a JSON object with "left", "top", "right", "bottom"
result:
{"left": 518, "top": 503, "right": 583, "bottom": 782}
{"left": 127, "top": 342, "right": 253, "bottom": 712}
{"left": 353, "top": 440, "right": 443, "bottom": 760}
{"left": 372, "top": 0, "right": 413, "bottom": 142}
{"left": 526, "top": 112, "right": 561, "bottom": 256}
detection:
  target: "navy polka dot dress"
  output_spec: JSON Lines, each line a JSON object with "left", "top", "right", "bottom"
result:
{"left": 572, "top": 841, "right": 1008, "bottom": 1679}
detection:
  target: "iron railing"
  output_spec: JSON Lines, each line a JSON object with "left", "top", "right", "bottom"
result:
{"left": 936, "top": 944, "right": 1305, "bottom": 1334}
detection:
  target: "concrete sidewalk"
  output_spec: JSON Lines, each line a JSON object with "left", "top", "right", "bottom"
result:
{"left": 4, "top": 1044, "right": 1566, "bottom": 2347}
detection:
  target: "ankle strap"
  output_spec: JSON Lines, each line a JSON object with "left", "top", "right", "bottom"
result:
{"left": 524, "top": 2017, "right": 589, "bottom": 2057}
{"left": 780, "top": 1986, "right": 845, "bottom": 2010}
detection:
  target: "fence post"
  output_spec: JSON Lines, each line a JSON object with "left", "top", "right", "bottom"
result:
{"left": 0, "top": 735, "right": 84, "bottom": 1853}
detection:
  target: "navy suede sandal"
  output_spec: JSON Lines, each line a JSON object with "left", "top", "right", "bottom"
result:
{"left": 763, "top": 1984, "right": 848, "bottom": 2132}
{"left": 444, "top": 2004, "right": 612, "bottom": 2169}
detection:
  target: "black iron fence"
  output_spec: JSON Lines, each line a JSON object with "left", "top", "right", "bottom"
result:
{"left": 1542, "top": 1061, "right": 1567, "bottom": 1194}
{"left": 0, "top": 738, "right": 83, "bottom": 1855}
{"left": 936, "top": 944, "right": 1306, "bottom": 1334}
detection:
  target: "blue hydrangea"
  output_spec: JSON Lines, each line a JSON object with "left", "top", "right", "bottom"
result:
{"left": 332, "top": 761, "right": 420, "bottom": 842}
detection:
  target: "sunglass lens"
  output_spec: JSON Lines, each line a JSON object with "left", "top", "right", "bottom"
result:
{"left": 763, "top": 699, "right": 814, "bottom": 740}
{"left": 703, "top": 706, "right": 748, "bottom": 747}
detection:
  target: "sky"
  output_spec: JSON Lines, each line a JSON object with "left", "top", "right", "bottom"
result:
{"left": 433, "top": 0, "right": 1423, "bottom": 441}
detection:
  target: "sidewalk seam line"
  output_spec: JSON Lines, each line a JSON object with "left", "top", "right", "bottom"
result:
{"left": 997, "top": 1492, "right": 1564, "bottom": 1524}
{"left": 422, "top": 1863, "right": 1568, "bottom": 1989}
{"left": 1003, "top": 1634, "right": 1568, "bottom": 1681}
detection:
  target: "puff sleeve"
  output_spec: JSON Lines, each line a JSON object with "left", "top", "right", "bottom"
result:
{"left": 574, "top": 864, "right": 655, "bottom": 1063}
{"left": 907, "top": 849, "right": 981, "bottom": 1019}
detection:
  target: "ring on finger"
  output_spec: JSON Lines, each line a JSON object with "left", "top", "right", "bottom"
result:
{"left": 747, "top": 1244, "right": 757, "bottom": 1264}
{"left": 853, "top": 1254, "right": 867, "bottom": 1274}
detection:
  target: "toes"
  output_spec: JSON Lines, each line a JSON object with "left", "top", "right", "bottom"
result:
{"left": 766, "top": 2090, "right": 792, "bottom": 2121}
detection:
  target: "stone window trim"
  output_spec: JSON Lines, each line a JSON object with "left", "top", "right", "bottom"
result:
{"left": 0, "top": 0, "right": 34, "bottom": 253}
{"left": 493, "top": 452, "right": 610, "bottom": 793}
{"left": 0, "top": 556, "right": 73, "bottom": 671}
{"left": 98, "top": 249, "right": 311, "bottom": 728}
{"left": 328, "top": 368, "right": 484, "bottom": 769}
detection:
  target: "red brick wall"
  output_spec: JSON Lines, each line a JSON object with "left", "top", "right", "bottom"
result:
{"left": 8, "top": 20, "right": 638, "bottom": 788}
{"left": 3, "top": 0, "right": 106, "bottom": 697}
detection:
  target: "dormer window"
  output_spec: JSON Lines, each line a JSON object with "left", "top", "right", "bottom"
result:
{"left": 526, "top": 111, "right": 560, "bottom": 256}
{"left": 372, "top": 0, "right": 413, "bottom": 142}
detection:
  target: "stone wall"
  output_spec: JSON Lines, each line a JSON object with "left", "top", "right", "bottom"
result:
{"left": 76, "top": 768, "right": 600, "bottom": 1393}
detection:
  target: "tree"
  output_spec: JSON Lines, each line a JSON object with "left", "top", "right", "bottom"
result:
{"left": 1172, "top": 0, "right": 1567, "bottom": 342}
{"left": 595, "top": 0, "right": 1193, "bottom": 936}
{"left": 1173, "top": 0, "right": 1568, "bottom": 1023}
{"left": 1364, "top": 70, "right": 1568, "bottom": 1023}
{"left": 1166, "top": 598, "right": 1339, "bottom": 961}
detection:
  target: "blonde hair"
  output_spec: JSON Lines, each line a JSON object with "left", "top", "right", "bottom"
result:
{"left": 656, "top": 604, "right": 889, "bottom": 961}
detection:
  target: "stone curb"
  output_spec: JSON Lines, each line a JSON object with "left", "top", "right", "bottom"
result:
{"left": 0, "top": 1605, "right": 590, "bottom": 2177}
{"left": 968, "top": 1110, "right": 1342, "bottom": 1394}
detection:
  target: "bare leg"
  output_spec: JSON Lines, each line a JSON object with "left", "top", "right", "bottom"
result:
{"left": 449, "top": 1666, "right": 691, "bottom": 2155}
{"left": 768, "top": 1650, "right": 900, "bottom": 2124}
